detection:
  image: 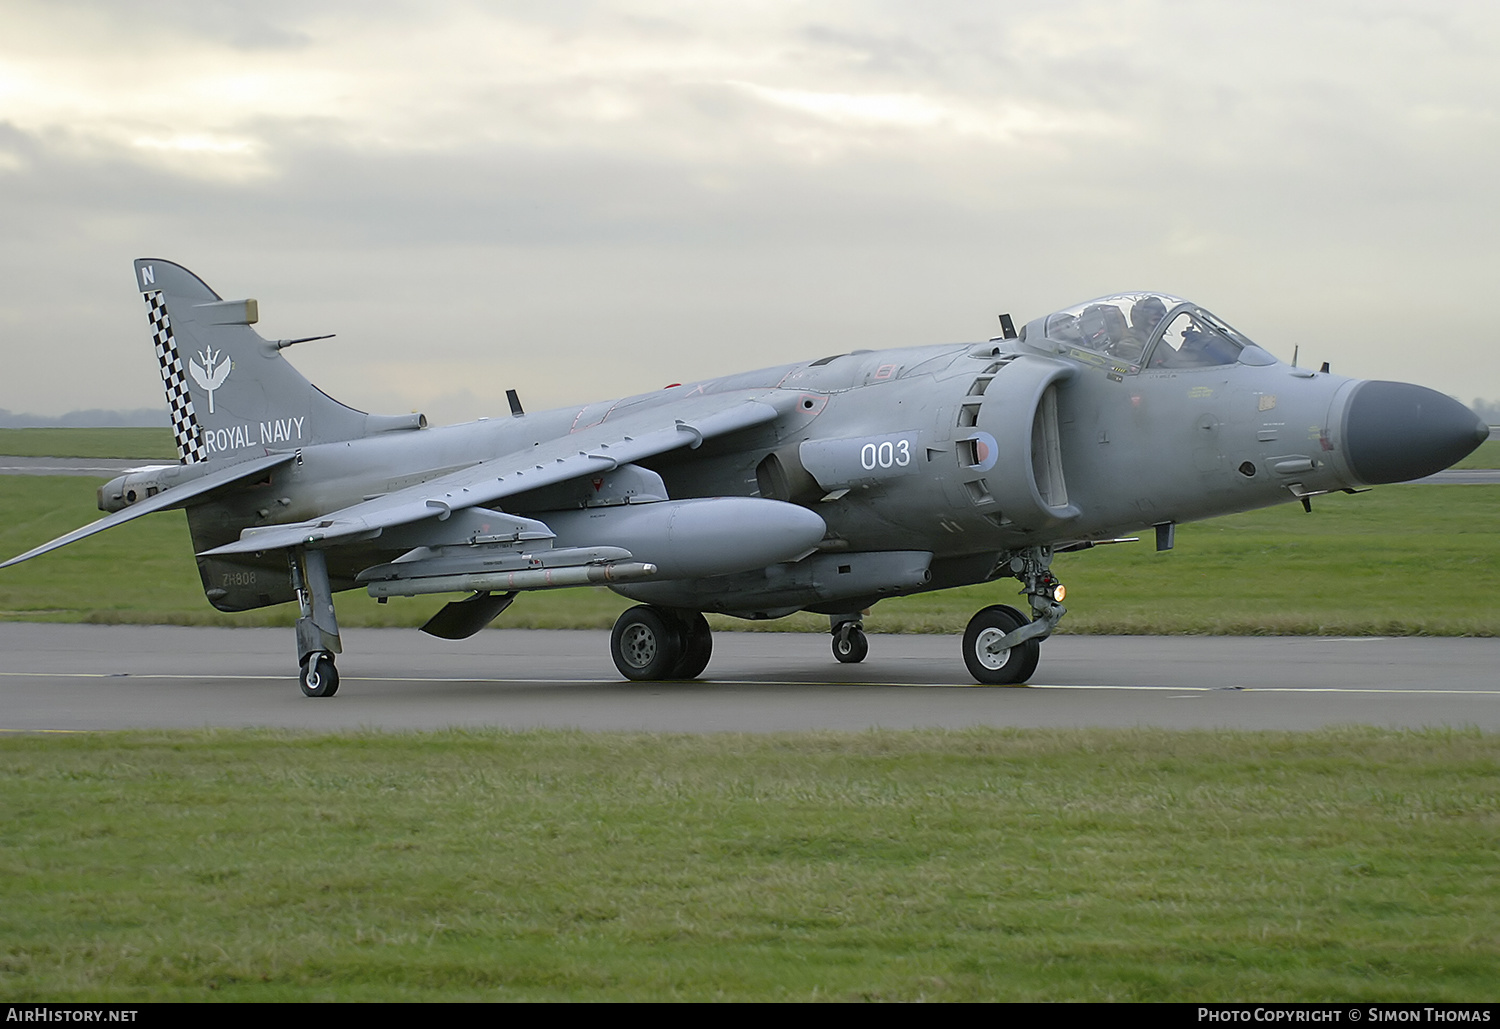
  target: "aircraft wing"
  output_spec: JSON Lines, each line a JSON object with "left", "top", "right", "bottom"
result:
{"left": 201, "top": 394, "right": 781, "bottom": 557}
{"left": 1, "top": 453, "right": 297, "bottom": 569}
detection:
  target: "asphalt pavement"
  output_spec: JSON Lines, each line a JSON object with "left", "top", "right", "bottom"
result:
{"left": 2, "top": 624, "right": 1495, "bottom": 733}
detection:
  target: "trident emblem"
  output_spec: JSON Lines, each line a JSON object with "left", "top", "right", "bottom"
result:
{"left": 189, "top": 347, "right": 232, "bottom": 414}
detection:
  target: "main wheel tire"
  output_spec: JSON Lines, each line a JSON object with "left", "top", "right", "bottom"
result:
{"left": 832, "top": 624, "right": 868, "bottom": 664}
{"left": 670, "top": 611, "right": 713, "bottom": 680}
{"left": 962, "top": 605, "right": 1040, "bottom": 685}
{"left": 300, "top": 654, "right": 340, "bottom": 697}
{"left": 610, "top": 605, "right": 684, "bottom": 681}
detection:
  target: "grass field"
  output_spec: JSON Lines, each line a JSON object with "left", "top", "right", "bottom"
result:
{"left": 1454, "top": 437, "right": 1500, "bottom": 469}
{"left": 3, "top": 428, "right": 1495, "bottom": 1004}
{"left": 1, "top": 475, "right": 1496, "bottom": 635}
{"left": 2, "top": 727, "right": 1496, "bottom": 1002}
{"left": 0, "top": 427, "right": 176, "bottom": 460}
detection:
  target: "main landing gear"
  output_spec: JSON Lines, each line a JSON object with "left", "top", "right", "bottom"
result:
{"left": 610, "top": 605, "right": 714, "bottom": 681}
{"left": 292, "top": 548, "right": 1064, "bottom": 692}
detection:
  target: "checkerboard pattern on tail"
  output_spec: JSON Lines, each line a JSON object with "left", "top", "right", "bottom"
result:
{"left": 145, "top": 290, "right": 207, "bottom": 464}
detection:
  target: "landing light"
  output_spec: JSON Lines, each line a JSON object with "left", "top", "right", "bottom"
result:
{"left": 1052, "top": 584, "right": 1066, "bottom": 603}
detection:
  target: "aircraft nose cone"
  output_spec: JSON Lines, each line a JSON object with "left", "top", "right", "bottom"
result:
{"left": 1343, "top": 381, "right": 1490, "bottom": 484}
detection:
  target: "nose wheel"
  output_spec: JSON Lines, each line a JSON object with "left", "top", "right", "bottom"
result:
{"left": 960, "top": 546, "right": 1068, "bottom": 685}
{"left": 962, "top": 606, "right": 1039, "bottom": 684}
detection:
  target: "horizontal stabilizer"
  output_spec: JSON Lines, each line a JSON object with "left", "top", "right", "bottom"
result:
{"left": 1, "top": 453, "right": 296, "bottom": 569}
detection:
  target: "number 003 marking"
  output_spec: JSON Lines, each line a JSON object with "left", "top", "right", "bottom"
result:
{"left": 860, "top": 439, "right": 911, "bottom": 470}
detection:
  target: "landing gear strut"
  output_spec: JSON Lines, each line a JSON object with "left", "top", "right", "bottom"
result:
{"left": 962, "top": 546, "right": 1067, "bottom": 685}
{"left": 610, "top": 605, "right": 714, "bottom": 681}
{"left": 830, "top": 616, "right": 868, "bottom": 664}
{"left": 291, "top": 547, "right": 342, "bottom": 697}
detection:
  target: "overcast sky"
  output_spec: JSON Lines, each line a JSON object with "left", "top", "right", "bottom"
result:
{"left": 3, "top": 0, "right": 1498, "bottom": 424}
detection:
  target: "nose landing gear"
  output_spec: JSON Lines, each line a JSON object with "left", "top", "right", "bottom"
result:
{"left": 962, "top": 546, "right": 1067, "bottom": 685}
{"left": 962, "top": 605, "right": 1039, "bottom": 684}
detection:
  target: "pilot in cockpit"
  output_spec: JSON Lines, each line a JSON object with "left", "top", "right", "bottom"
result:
{"left": 1131, "top": 295, "right": 1172, "bottom": 365}
{"left": 1107, "top": 295, "right": 1168, "bottom": 362}
{"left": 1047, "top": 312, "right": 1086, "bottom": 349}
{"left": 1130, "top": 296, "right": 1168, "bottom": 341}
{"left": 1079, "top": 304, "right": 1126, "bottom": 352}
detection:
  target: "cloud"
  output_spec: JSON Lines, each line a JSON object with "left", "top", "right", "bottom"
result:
{"left": 2, "top": 0, "right": 1498, "bottom": 422}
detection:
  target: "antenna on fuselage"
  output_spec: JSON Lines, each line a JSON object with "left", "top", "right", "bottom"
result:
{"left": 997, "top": 313, "right": 1017, "bottom": 340}
{"left": 506, "top": 389, "right": 525, "bottom": 418}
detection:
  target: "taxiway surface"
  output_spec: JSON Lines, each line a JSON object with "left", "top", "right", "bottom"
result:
{"left": 2, "top": 624, "right": 1495, "bottom": 733}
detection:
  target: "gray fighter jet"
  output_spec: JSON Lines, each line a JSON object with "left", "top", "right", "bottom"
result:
{"left": 3, "top": 260, "right": 1488, "bottom": 695}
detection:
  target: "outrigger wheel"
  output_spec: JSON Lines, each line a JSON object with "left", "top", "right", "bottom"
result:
{"left": 831, "top": 621, "right": 868, "bottom": 664}
{"left": 300, "top": 652, "right": 340, "bottom": 697}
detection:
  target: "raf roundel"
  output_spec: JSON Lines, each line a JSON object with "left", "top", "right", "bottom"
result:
{"left": 968, "top": 431, "right": 999, "bottom": 472}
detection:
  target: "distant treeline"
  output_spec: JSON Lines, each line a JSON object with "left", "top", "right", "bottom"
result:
{"left": 1469, "top": 398, "right": 1500, "bottom": 425}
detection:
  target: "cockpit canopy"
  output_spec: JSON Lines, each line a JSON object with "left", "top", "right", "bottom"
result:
{"left": 1028, "top": 293, "right": 1277, "bottom": 370}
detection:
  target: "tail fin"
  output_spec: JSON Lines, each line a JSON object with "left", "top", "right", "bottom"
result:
{"left": 134, "top": 259, "right": 423, "bottom": 465}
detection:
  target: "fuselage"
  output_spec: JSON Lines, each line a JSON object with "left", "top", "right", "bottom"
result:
{"left": 170, "top": 304, "right": 1480, "bottom": 616}
{"left": 41, "top": 261, "right": 1484, "bottom": 693}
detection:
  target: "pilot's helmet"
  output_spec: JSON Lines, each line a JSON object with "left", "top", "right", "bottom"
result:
{"left": 1047, "top": 312, "right": 1084, "bottom": 346}
{"left": 1080, "top": 303, "right": 1130, "bottom": 350}
{"left": 1131, "top": 296, "right": 1169, "bottom": 335}
{"left": 1078, "top": 305, "right": 1111, "bottom": 348}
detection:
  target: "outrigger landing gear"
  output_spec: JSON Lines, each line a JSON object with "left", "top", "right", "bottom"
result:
{"left": 830, "top": 615, "right": 868, "bottom": 664}
{"left": 609, "top": 605, "right": 714, "bottom": 681}
{"left": 962, "top": 546, "right": 1068, "bottom": 685}
{"left": 300, "top": 652, "right": 339, "bottom": 698}
{"left": 291, "top": 547, "right": 342, "bottom": 697}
